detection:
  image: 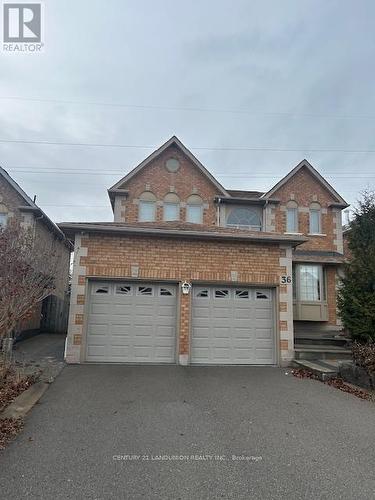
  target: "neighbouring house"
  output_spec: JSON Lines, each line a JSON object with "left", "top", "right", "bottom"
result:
{"left": 59, "top": 136, "right": 349, "bottom": 366}
{"left": 0, "top": 166, "right": 72, "bottom": 337}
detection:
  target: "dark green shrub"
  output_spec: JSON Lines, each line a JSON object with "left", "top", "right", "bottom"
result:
{"left": 338, "top": 191, "right": 375, "bottom": 342}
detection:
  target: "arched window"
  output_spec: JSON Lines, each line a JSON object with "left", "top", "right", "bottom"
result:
{"left": 309, "top": 202, "right": 321, "bottom": 234}
{"left": 286, "top": 200, "right": 298, "bottom": 233}
{"left": 138, "top": 192, "right": 156, "bottom": 222}
{"left": 186, "top": 194, "right": 203, "bottom": 224}
{"left": 0, "top": 204, "right": 8, "bottom": 229}
{"left": 226, "top": 207, "right": 262, "bottom": 231}
{"left": 163, "top": 193, "right": 180, "bottom": 221}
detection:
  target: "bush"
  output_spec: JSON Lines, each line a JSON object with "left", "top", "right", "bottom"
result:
{"left": 338, "top": 190, "right": 375, "bottom": 342}
{"left": 352, "top": 342, "right": 375, "bottom": 375}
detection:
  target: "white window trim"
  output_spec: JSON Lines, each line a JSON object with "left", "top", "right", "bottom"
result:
{"left": 286, "top": 207, "right": 298, "bottom": 233}
{"left": 309, "top": 208, "right": 321, "bottom": 234}
{"left": 294, "top": 264, "right": 326, "bottom": 303}
{"left": 138, "top": 200, "right": 156, "bottom": 222}
{"left": 163, "top": 202, "right": 180, "bottom": 221}
{"left": 0, "top": 213, "right": 8, "bottom": 228}
{"left": 186, "top": 204, "right": 203, "bottom": 224}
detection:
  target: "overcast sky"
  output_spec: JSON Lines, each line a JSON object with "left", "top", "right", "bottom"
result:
{"left": 1, "top": 0, "right": 374, "bottom": 223}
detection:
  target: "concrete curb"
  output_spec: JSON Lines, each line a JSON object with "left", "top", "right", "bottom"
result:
{"left": 0, "top": 382, "right": 49, "bottom": 420}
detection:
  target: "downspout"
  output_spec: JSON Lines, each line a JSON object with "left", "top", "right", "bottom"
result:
{"left": 216, "top": 197, "right": 222, "bottom": 227}
{"left": 33, "top": 212, "right": 44, "bottom": 241}
{"left": 264, "top": 199, "right": 269, "bottom": 232}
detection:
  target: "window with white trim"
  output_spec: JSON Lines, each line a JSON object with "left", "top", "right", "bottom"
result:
{"left": 235, "top": 289, "right": 249, "bottom": 299}
{"left": 286, "top": 201, "right": 298, "bottom": 233}
{"left": 94, "top": 285, "right": 109, "bottom": 294}
{"left": 186, "top": 195, "right": 203, "bottom": 224}
{"left": 115, "top": 285, "right": 132, "bottom": 295}
{"left": 195, "top": 289, "right": 209, "bottom": 298}
{"left": 160, "top": 287, "right": 174, "bottom": 296}
{"left": 137, "top": 286, "right": 153, "bottom": 296}
{"left": 163, "top": 193, "right": 180, "bottom": 221}
{"left": 139, "top": 201, "right": 156, "bottom": 222}
{"left": 294, "top": 264, "right": 327, "bottom": 302}
{"left": 0, "top": 213, "right": 7, "bottom": 228}
{"left": 226, "top": 207, "right": 262, "bottom": 231}
{"left": 309, "top": 203, "right": 321, "bottom": 234}
{"left": 215, "top": 289, "right": 230, "bottom": 298}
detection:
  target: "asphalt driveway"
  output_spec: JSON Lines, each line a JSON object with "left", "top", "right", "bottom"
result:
{"left": 1, "top": 365, "right": 374, "bottom": 500}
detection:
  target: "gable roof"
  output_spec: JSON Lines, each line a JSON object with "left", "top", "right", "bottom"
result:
{"left": 0, "top": 165, "right": 68, "bottom": 242}
{"left": 261, "top": 159, "right": 349, "bottom": 207}
{"left": 108, "top": 136, "right": 229, "bottom": 206}
{"left": 226, "top": 189, "right": 264, "bottom": 199}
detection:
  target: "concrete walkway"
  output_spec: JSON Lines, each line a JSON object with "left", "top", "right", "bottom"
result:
{"left": 0, "top": 364, "right": 374, "bottom": 499}
{"left": 13, "top": 333, "right": 66, "bottom": 381}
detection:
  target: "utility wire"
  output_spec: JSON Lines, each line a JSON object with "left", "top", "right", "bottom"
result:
{"left": 2, "top": 138, "right": 375, "bottom": 154}
{"left": 6, "top": 169, "right": 375, "bottom": 179}
{"left": 0, "top": 95, "right": 375, "bottom": 120}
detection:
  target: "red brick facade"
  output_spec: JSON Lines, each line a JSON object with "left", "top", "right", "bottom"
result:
{"left": 63, "top": 137, "right": 348, "bottom": 365}
{"left": 68, "top": 232, "right": 292, "bottom": 363}
{"left": 117, "top": 145, "right": 222, "bottom": 226}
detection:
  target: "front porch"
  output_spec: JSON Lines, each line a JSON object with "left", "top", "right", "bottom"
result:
{"left": 293, "top": 321, "right": 352, "bottom": 379}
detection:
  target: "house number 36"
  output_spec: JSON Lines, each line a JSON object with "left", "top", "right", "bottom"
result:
{"left": 280, "top": 275, "right": 292, "bottom": 284}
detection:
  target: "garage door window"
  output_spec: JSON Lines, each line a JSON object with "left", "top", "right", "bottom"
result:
{"left": 195, "top": 289, "right": 209, "bottom": 298}
{"left": 93, "top": 285, "right": 109, "bottom": 294}
{"left": 215, "top": 289, "right": 229, "bottom": 298}
{"left": 115, "top": 285, "right": 132, "bottom": 295}
{"left": 256, "top": 291, "right": 270, "bottom": 300}
{"left": 160, "top": 287, "right": 174, "bottom": 296}
{"left": 137, "top": 286, "right": 153, "bottom": 296}
{"left": 235, "top": 289, "right": 249, "bottom": 299}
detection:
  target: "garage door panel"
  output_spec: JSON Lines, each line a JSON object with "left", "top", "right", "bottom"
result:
{"left": 212, "top": 307, "right": 232, "bottom": 318}
{"left": 87, "top": 345, "right": 107, "bottom": 358}
{"left": 90, "top": 303, "right": 111, "bottom": 315}
{"left": 254, "top": 319, "right": 273, "bottom": 330}
{"left": 233, "top": 308, "right": 254, "bottom": 319}
{"left": 256, "top": 328, "right": 273, "bottom": 340}
{"left": 111, "top": 304, "right": 133, "bottom": 315}
{"left": 192, "top": 286, "right": 275, "bottom": 365}
{"left": 156, "top": 325, "right": 175, "bottom": 338}
{"left": 255, "top": 348, "right": 274, "bottom": 361}
{"left": 86, "top": 282, "right": 176, "bottom": 363}
{"left": 88, "top": 324, "right": 109, "bottom": 335}
{"left": 255, "top": 307, "right": 272, "bottom": 319}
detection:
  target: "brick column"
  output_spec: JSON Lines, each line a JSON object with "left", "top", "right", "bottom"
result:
{"left": 65, "top": 233, "right": 87, "bottom": 363}
{"left": 279, "top": 245, "right": 294, "bottom": 366}
{"left": 178, "top": 287, "right": 191, "bottom": 365}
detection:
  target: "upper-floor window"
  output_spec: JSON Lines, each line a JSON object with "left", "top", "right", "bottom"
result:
{"left": 0, "top": 207, "right": 8, "bottom": 229}
{"left": 163, "top": 193, "right": 180, "bottom": 221}
{"left": 138, "top": 192, "right": 156, "bottom": 222}
{"left": 0, "top": 214, "right": 7, "bottom": 228}
{"left": 286, "top": 200, "right": 298, "bottom": 233}
{"left": 186, "top": 194, "right": 203, "bottom": 224}
{"left": 309, "top": 202, "right": 321, "bottom": 234}
{"left": 226, "top": 207, "right": 262, "bottom": 231}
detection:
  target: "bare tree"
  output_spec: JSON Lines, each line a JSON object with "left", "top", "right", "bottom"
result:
{"left": 0, "top": 222, "right": 60, "bottom": 342}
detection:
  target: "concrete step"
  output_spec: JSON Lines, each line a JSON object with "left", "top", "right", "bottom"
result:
{"left": 295, "top": 336, "right": 350, "bottom": 348}
{"left": 294, "top": 345, "right": 352, "bottom": 361}
{"left": 293, "top": 359, "right": 338, "bottom": 381}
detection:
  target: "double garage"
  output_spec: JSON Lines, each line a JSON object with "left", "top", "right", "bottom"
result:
{"left": 86, "top": 280, "right": 276, "bottom": 365}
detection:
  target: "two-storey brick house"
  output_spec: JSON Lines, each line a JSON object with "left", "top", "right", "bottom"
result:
{"left": 0, "top": 166, "right": 72, "bottom": 336}
{"left": 60, "top": 136, "right": 348, "bottom": 366}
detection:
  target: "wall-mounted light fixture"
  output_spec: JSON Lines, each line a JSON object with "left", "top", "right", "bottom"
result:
{"left": 181, "top": 281, "right": 192, "bottom": 295}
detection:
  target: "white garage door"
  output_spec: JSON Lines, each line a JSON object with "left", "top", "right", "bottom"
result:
{"left": 191, "top": 286, "right": 275, "bottom": 365}
{"left": 86, "top": 281, "right": 177, "bottom": 363}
